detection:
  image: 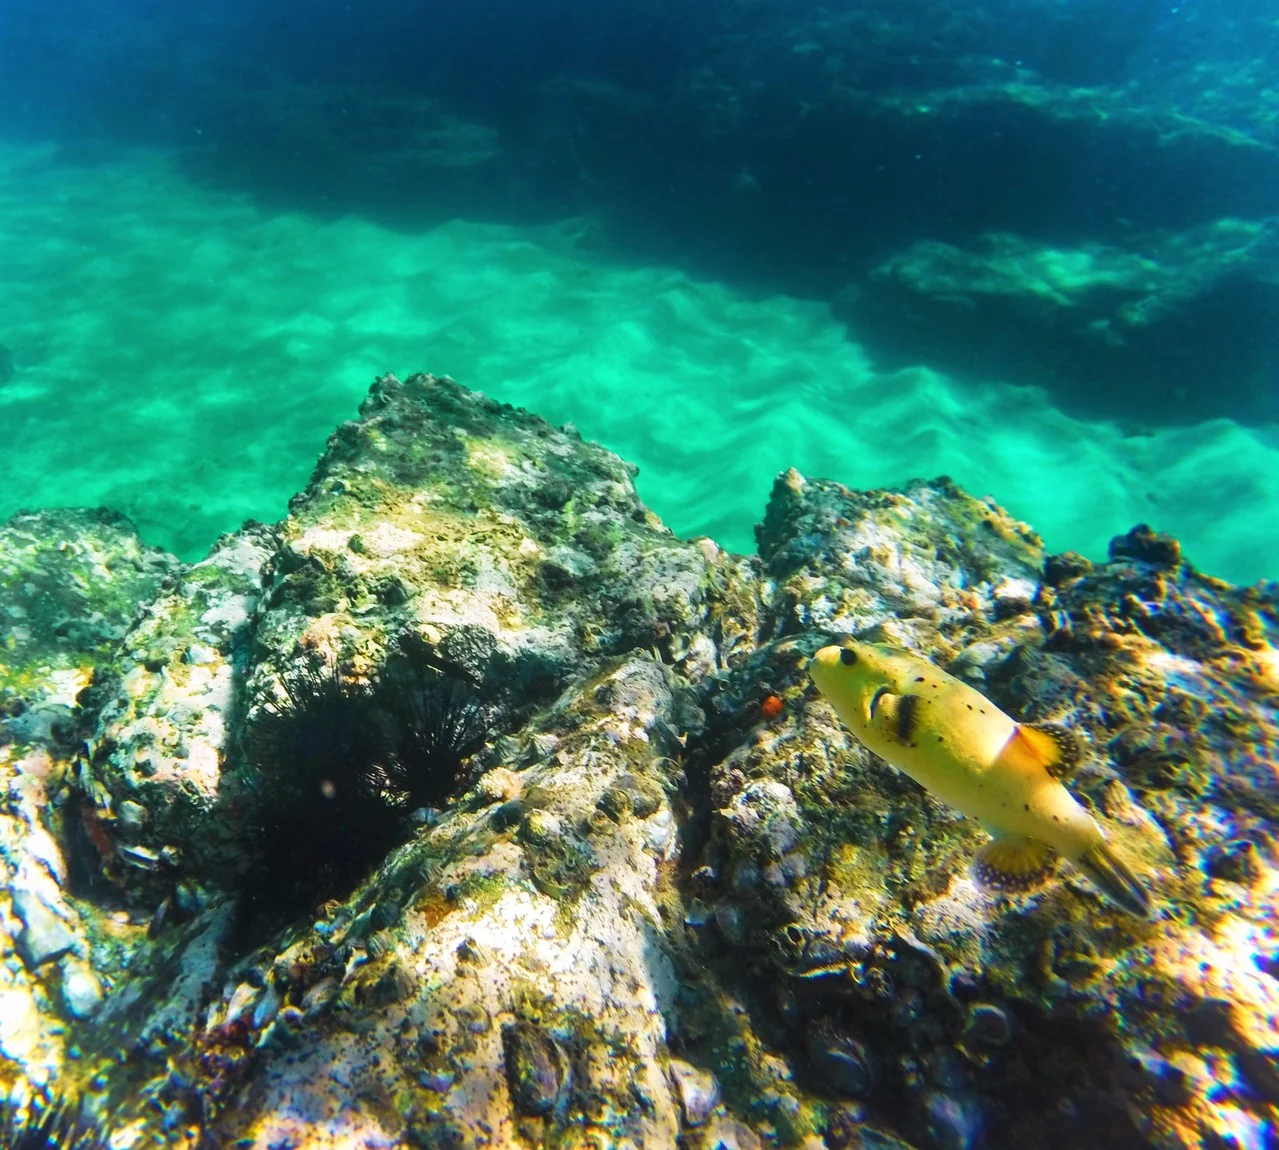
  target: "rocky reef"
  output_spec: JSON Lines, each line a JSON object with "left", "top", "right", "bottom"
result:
{"left": 1, "top": 373, "right": 1276, "bottom": 1149}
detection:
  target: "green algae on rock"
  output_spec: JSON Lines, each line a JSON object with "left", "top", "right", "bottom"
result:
{"left": 0, "top": 508, "right": 178, "bottom": 736}
{"left": 74, "top": 522, "right": 277, "bottom": 900}
{"left": 0, "top": 374, "right": 1275, "bottom": 1150}
{"left": 0, "top": 509, "right": 182, "bottom": 1103}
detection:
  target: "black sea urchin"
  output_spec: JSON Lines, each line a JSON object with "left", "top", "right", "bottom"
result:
{"left": 235, "top": 649, "right": 492, "bottom": 937}
{"left": 235, "top": 656, "right": 402, "bottom": 933}
{"left": 246, "top": 655, "right": 386, "bottom": 804}
{"left": 371, "top": 649, "right": 493, "bottom": 812}
{"left": 0, "top": 1096, "right": 105, "bottom": 1150}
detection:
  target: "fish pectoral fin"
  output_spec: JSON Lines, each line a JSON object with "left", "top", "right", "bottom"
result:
{"left": 1004, "top": 722, "right": 1084, "bottom": 780}
{"left": 871, "top": 690, "right": 921, "bottom": 743}
{"left": 972, "top": 837, "right": 1058, "bottom": 894}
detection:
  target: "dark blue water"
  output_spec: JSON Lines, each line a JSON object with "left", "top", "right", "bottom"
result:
{"left": 3, "top": 0, "right": 1276, "bottom": 426}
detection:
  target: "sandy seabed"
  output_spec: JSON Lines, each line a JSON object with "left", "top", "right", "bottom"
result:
{"left": 0, "top": 142, "right": 1275, "bottom": 583}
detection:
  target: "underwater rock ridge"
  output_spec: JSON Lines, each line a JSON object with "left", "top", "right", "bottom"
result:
{"left": 0, "top": 372, "right": 1275, "bottom": 1150}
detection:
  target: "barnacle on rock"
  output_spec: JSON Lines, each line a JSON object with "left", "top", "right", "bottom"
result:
{"left": 501, "top": 1021, "right": 572, "bottom": 1118}
{"left": 523, "top": 823, "right": 600, "bottom": 902}
{"left": 668, "top": 1059, "right": 721, "bottom": 1127}
{"left": 357, "top": 959, "right": 416, "bottom": 1008}
{"left": 805, "top": 1020, "right": 878, "bottom": 1097}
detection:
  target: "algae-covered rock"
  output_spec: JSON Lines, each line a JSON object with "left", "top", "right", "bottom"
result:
{"left": 836, "top": 224, "right": 1279, "bottom": 424}
{"left": 0, "top": 373, "right": 1275, "bottom": 1150}
{"left": 0, "top": 509, "right": 179, "bottom": 1099}
{"left": 80, "top": 522, "right": 276, "bottom": 889}
{"left": 16, "top": 374, "right": 752, "bottom": 1146}
{"left": 76, "top": 651, "right": 696, "bottom": 1148}
{"left": 251, "top": 371, "right": 718, "bottom": 706}
{"left": 0, "top": 507, "right": 178, "bottom": 740}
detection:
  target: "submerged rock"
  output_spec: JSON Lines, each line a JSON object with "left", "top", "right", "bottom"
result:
{"left": 669, "top": 1058, "right": 722, "bottom": 1127}
{"left": 80, "top": 522, "right": 277, "bottom": 886}
{"left": 10, "top": 887, "right": 76, "bottom": 969}
{"left": 0, "top": 372, "right": 1274, "bottom": 1150}
{"left": 58, "top": 958, "right": 104, "bottom": 1020}
{"left": 0, "top": 509, "right": 178, "bottom": 685}
{"left": 698, "top": 467, "right": 1279, "bottom": 1149}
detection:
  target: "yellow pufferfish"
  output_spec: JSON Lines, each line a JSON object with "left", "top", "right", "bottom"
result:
{"left": 809, "top": 641, "right": 1150, "bottom": 916}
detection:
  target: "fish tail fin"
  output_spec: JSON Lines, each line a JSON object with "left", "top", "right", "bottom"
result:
{"left": 1073, "top": 842, "right": 1151, "bottom": 917}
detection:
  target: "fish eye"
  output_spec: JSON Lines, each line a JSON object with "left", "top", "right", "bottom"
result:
{"left": 839, "top": 647, "right": 858, "bottom": 666}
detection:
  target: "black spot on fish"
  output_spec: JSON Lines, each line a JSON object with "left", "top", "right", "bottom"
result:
{"left": 896, "top": 694, "right": 921, "bottom": 742}
{"left": 936, "top": 735, "right": 944, "bottom": 743}
{"left": 915, "top": 676, "right": 926, "bottom": 683}
{"left": 1024, "top": 804, "right": 1030, "bottom": 811}
{"left": 839, "top": 647, "right": 858, "bottom": 666}
{"left": 966, "top": 704, "right": 973, "bottom": 710}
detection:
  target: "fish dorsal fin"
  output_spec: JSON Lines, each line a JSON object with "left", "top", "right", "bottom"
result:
{"left": 973, "top": 837, "right": 1058, "bottom": 894}
{"left": 1004, "top": 722, "right": 1083, "bottom": 780}
{"left": 873, "top": 691, "right": 921, "bottom": 744}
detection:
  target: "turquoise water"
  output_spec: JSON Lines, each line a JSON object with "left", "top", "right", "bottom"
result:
{"left": 2, "top": 141, "right": 1276, "bottom": 583}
